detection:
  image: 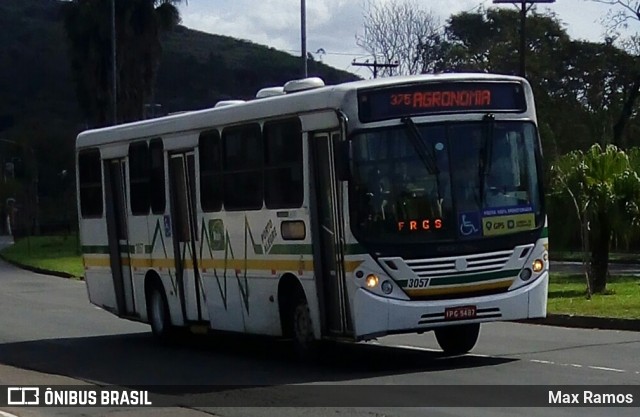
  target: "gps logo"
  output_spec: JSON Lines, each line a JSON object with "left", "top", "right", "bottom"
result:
{"left": 7, "top": 387, "right": 40, "bottom": 405}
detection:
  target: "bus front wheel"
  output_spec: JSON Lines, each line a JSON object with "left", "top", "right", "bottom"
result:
{"left": 147, "top": 284, "right": 174, "bottom": 341}
{"left": 434, "top": 323, "right": 480, "bottom": 355}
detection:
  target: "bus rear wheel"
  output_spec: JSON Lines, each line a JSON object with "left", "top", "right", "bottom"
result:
{"left": 147, "top": 283, "right": 175, "bottom": 341}
{"left": 434, "top": 323, "right": 480, "bottom": 355}
{"left": 291, "top": 296, "right": 317, "bottom": 359}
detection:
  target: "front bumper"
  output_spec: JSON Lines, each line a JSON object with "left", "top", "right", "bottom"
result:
{"left": 352, "top": 271, "right": 548, "bottom": 340}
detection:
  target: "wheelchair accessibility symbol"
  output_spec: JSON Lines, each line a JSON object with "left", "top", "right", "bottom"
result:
{"left": 459, "top": 213, "right": 481, "bottom": 237}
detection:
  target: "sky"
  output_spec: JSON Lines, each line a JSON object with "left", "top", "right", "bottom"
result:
{"left": 177, "top": 0, "right": 635, "bottom": 78}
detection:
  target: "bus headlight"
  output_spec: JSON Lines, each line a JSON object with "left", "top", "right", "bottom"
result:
{"left": 532, "top": 259, "right": 544, "bottom": 273}
{"left": 365, "top": 274, "right": 379, "bottom": 288}
{"left": 381, "top": 280, "right": 393, "bottom": 294}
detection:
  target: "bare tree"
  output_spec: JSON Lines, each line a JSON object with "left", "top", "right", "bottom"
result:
{"left": 593, "top": 0, "right": 640, "bottom": 32}
{"left": 591, "top": 0, "right": 640, "bottom": 148}
{"left": 356, "top": 0, "right": 441, "bottom": 77}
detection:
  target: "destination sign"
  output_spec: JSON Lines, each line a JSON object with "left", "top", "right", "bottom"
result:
{"left": 358, "top": 81, "right": 526, "bottom": 122}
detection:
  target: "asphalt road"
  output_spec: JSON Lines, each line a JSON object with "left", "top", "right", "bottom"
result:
{"left": 0, "top": 242, "right": 639, "bottom": 416}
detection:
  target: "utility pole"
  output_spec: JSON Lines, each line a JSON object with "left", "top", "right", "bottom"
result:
{"left": 493, "top": 0, "right": 555, "bottom": 78}
{"left": 352, "top": 58, "right": 399, "bottom": 79}
{"left": 111, "top": 0, "right": 117, "bottom": 124}
{"left": 519, "top": 1, "right": 527, "bottom": 77}
{"left": 301, "top": 0, "right": 307, "bottom": 77}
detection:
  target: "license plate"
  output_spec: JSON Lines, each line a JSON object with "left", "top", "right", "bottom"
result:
{"left": 444, "top": 305, "right": 477, "bottom": 320}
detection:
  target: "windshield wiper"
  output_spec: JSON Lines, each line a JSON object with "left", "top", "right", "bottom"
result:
{"left": 478, "top": 113, "right": 495, "bottom": 207}
{"left": 401, "top": 117, "right": 438, "bottom": 175}
{"left": 401, "top": 117, "right": 442, "bottom": 201}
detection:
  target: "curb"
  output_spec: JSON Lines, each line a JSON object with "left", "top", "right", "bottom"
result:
{"left": 0, "top": 253, "right": 78, "bottom": 279}
{"left": 519, "top": 315, "right": 640, "bottom": 332}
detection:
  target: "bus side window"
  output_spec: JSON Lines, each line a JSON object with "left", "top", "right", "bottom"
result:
{"left": 264, "top": 118, "right": 303, "bottom": 209}
{"left": 149, "top": 139, "right": 166, "bottom": 214}
{"left": 78, "top": 149, "right": 103, "bottom": 218}
{"left": 222, "top": 124, "right": 263, "bottom": 210}
{"left": 199, "top": 130, "right": 222, "bottom": 212}
{"left": 129, "top": 141, "right": 150, "bottom": 215}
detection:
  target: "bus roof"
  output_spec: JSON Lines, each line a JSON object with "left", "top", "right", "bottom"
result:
{"left": 76, "top": 73, "right": 528, "bottom": 150}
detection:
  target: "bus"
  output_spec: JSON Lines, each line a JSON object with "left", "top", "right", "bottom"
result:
{"left": 76, "top": 73, "right": 548, "bottom": 355}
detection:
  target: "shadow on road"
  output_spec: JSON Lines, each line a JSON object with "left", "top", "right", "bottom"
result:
{"left": 0, "top": 331, "right": 516, "bottom": 390}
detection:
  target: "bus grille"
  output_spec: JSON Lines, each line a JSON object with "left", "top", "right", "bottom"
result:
{"left": 403, "top": 249, "right": 514, "bottom": 278}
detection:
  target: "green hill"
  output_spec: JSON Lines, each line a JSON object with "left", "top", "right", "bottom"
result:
{"left": 156, "top": 26, "right": 359, "bottom": 114}
{"left": 0, "top": 0, "right": 358, "bottom": 232}
{"left": 0, "top": 0, "right": 358, "bottom": 132}
{"left": 0, "top": 0, "right": 79, "bottom": 133}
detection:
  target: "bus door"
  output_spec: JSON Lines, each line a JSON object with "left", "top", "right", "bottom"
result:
{"left": 309, "top": 132, "right": 352, "bottom": 336}
{"left": 168, "top": 152, "right": 206, "bottom": 323}
{"left": 104, "top": 159, "right": 135, "bottom": 316}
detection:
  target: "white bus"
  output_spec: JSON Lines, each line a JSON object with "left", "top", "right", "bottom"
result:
{"left": 76, "top": 73, "right": 548, "bottom": 355}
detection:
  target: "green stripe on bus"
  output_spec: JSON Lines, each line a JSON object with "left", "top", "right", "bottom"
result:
{"left": 268, "top": 243, "right": 366, "bottom": 256}
{"left": 397, "top": 269, "right": 520, "bottom": 287}
{"left": 83, "top": 245, "right": 153, "bottom": 254}
{"left": 541, "top": 227, "right": 548, "bottom": 238}
{"left": 82, "top": 245, "right": 110, "bottom": 254}
{"left": 84, "top": 242, "right": 367, "bottom": 256}
{"left": 130, "top": 245, "right": 153, "bottom": 254}
{"left": 269, "top": 244, "right": 313, "bottom": 255}
{"left": 344, "top": 243, "right": 367, "bottom": 255}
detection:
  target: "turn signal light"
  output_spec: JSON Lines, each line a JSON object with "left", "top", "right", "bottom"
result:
{"left": 365, "top": 274, "right": 379, "bottom": 288}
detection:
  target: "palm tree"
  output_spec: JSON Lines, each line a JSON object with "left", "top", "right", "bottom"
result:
{"left": 62, "top": 0, "right": 185, "bottom": 127}
{"left": 551, "top": 144, "right": 640, "bottom": 294}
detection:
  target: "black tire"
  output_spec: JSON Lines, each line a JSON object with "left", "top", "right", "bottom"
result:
{"left": 291, "top": 295, "right": 318, "bottom": 360}
{"left": 434, "top": 323, "right": 480, "bottom": 355}
{"left": 147, "top": 283, "right": 175, "bottom": 341}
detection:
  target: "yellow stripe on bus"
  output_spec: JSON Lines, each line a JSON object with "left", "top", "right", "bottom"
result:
{"left": 83, "top": 256, "right": 363, "bottom": 273}
{"left": 82, "top": 255, "right": 111, "bottom": 268}
{"left": 404, "top": 279, "right": 513, "bottom": 297}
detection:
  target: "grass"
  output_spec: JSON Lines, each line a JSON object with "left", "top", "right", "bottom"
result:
{"left": 0, "top": 234, "right": 83, "bottom": 278}
{"left": 548, "top": 273, "right": 640, "bottom": 319}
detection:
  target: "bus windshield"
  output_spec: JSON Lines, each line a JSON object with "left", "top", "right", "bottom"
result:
{"left": 349, "top": 121, "right": 542, "bottom": 243}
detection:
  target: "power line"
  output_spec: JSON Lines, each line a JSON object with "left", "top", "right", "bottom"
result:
{"left": 351, "top": 0, "right": 489, "bottom": 78}
{"left": 434, "top": 0, "right": 492, "bottom": 33}
{"left": 284, "top": 48, "right": 372, "bottom": 57}
{"left": 285, "top": 0, "right": 491, "bottom": 77}
{"left": 351, "top": 58, "right": 399, "bottom": 78}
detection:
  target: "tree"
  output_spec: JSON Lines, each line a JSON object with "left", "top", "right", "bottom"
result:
{"left": 439, "top": 9, "right": 586, "bottom": 154}
{"left": 440, "top": 8, "right": 640, "bottom": 152}
{"left": 551, "top": 144, "right": 640, "bottom": 293}
{"left": 356, "top": 0, "right": 441, "bottom": 76}
{"left": 62, "top": 0, "right": 184, "bottom": 127}
{"left": 439, "top": 8, "right": 567, "bottom": 74}
{"left": 590, "top": 0, "right": 640, "bottom": 148}
{"left": 550, "top": 151, "right": 594, "bottom": 297}
{"left": 558, "top": 38, "right": 640, "bottom": 148}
